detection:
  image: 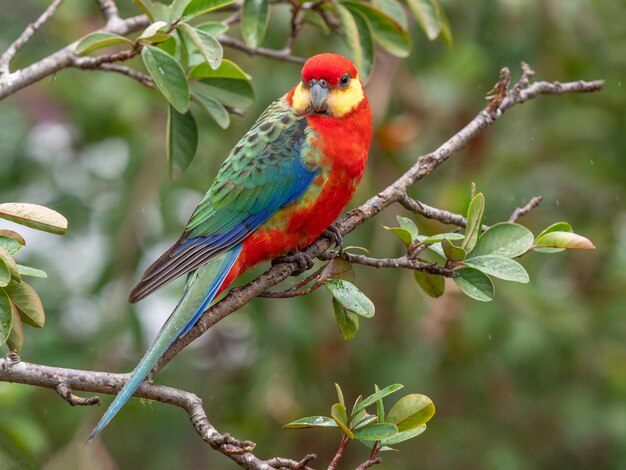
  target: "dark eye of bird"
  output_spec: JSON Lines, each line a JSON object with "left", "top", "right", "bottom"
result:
{"left": 339, "top": 74, "right": 350, "bottom": 87}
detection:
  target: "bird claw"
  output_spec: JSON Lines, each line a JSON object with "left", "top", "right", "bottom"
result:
{"left": 272, "top": 249, "right": 315, "bottom": 276}
{"left": 322, "top": 224, "right": 343, "bottom": 250}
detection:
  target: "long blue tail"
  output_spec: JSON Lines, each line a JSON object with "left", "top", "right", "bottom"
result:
{"left": 88, "top": 246, "right": 242, "bottom": 441}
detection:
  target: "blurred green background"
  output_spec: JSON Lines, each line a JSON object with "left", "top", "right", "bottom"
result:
{"left": 1, "top": 0, "right": 625, "bottom": 468}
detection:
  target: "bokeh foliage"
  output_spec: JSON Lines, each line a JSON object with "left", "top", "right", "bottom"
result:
{"left": 0, "top": 0, "right": 624, "bottom": 468}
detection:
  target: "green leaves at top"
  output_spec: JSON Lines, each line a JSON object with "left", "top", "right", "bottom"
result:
{"left": 75, "top": 32, "right": 132, "bottom": 55}
{"left": 334, "top": 4, "right": 374, "bottom": 81}
{"left": 183, "top": 0, "right": 239, "bottom": 20}
{"left": 463, "top": 256, "right": 529, "bottom": 283}
{"left": 178, "top": 23, "right": 223, "bottom": 70}
{"left": 191, "top": 59, "right": 255, "bottom": 109}
{"left": 453, "top": 267, "right": 494, "bottom": 302}
{"left": 405, "top": 0, "right": 452, "bottom": 44}
{"left": 462, "top": 192, "right": 484, "bottom": 252}
{"left": 353, "top": 383, "right": 404, "bottom": 415}
{"left": 283, "top": 415, "right": 338, "bottom": 429}
{"left": 241, "top": 0, "right": 269, "bottom": 48}
{"left": 354, "top": 423, "right": 398, "bottom": 441}
{"left": 469, "top": 222, "right": 534, "bottom": 258}
{"left": 167, "top": 106, "right": 198, "bottom": 180}
{"left": 342, "top": 1, "right": 411, "bottom": 58}
{"left": 331, "top": 402, "right": 354, "bottom": 438}
{"left": 142, "top": 45, "right": 190, "bottom": 114}
{"left": 0, "top": 203, "right": 67, "bottom": 235}
{"left": 384, "top": 215, "right": 419, "bottom": 247}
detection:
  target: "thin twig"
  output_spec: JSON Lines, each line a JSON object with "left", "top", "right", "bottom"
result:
{"left": 55, "top": 382, "right": 100, "bottom": 406}
{"left": 83, "top": 63, "right": 153, "bottom": 87}
{"left": 95, "top": 0, "right": 123, "bottom": 28}
{"left": 509, "top": 196, "right": 543, "bottom": 222}
{"left": 0, "top": 0, "right": 65, "bottom": 75}
{"left": 328, "top": 434, "right": 349, "bottom": 470}
{"left": 319, "top": 251, "right": 455, "bottom": 276}
{"left": 399, "top": 195, "right": 484, "bottom": 230}
{"left": 0, "top": 354, "right": 316, "bottom": 470}
{"left": 219, "top": 36, "right": 306, "bottom": 64}
{"left": 355, "top": 458, "right": 382, "bottom": 470}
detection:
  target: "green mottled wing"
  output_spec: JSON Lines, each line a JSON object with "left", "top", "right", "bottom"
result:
{"left": 129, "top": 99, "right": 320, "bottom": 302}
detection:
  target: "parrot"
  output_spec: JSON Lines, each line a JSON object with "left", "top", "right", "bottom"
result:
{"left": 88, "top": 53, "right": 372, "bottom": 440}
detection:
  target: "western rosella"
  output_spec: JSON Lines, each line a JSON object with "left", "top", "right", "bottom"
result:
{"left": 89, "top": 53, "right": 372, "bottom": 439}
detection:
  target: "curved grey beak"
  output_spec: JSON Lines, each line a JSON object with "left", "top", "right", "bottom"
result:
{"left": 309, "top": 80, "right": 329, "bottom": 113}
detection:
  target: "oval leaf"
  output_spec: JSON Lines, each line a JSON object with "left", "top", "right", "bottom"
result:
{"left": 331, "top": 402, "right": 354, "bottom": 438}
{"left": 534, "top": 222, "right": 573, "bottom": 253}
{"left": 0, "top": 288, "right": 13, "bottom": 346}
{"left": 76, "top": 32, "right": 133, "bottom": 55}
{"left": 178, "top": 23, "right": 223, "bottom": 70}
{"left": 325, "top": 279, "right": 374, "bottom": 318}
{"left": 335, "top": 5, "right": 374, "bottom": 81}
{"left": 463, "top": 193, "right": 484, "bottom": 252}
{"left": 419, "top": 233, "right": 465, "bottom": 245}
{"left": 191, "top": 89, "right": 230, "bottom": 129}
{"left": 469, "top": 222, "right": 534, "bottom": 258}
{"left": 0, "top": 247, "right": 20, "bottom": 284}
{"left": 386, "top": 394, "right": 435, "bottom": 432}
{"left": 138, "top": 21, "right": 172, "bottom": 43}
{"left": 183, "top": 0, "right": 239, "bottom": 19}
{"left": 142, "top": 45, "right": 190, "bottom": 113}
{"left": 6, "top": 303, "right": 23, "bottom": 352}
{"left": 354, "top": 423, "right": 398, "bottom": 441}
{"left": 0, "top": 230, "right": 25, "bottom": 255}
{"left": 535, "top": 231, "right": 595, "bottom": 251}
{"left": 168, "top": 106, "right": 198, "bottom": 180}
{"left": 342, "top": 1, "right": 411, "bottom": 57}
{"left": 353, "top": 384, "right": 404, "bottom": 416}
{"left": 0, "top": 203, "right": 67, "bottom": 235}
{"left": 17, "top": 265, "right": 47, "bottom": 279}
{"left": 442, "top": 238, "right": 466, "bottom": 261}
{"left": 321, "top": 258, "right": 355, "bottom": 282}
{"left": 464, "top": 256, "right": 529, "bottom": 283}
{"left": 405, "top": 0, "right": 441, "bottom": 40}
{"left": 453, "top": 267, "right": 494, "bottom": 302}
{"left": 196, "top": 21, "right": 229, "bottom": 37}
{"left": 333, "top": 298, "right": 359, "bottom": 341}
{"left": 283, "top": 416, "right": 337, "bottom": 429}
{"left": 373, "top": 0, "right": 407, "bottom": 29}
{"left": 413, "top": 270, "right": 445, "bottom": 298}
{"left": 379, "top": 424, "right": 427, "bottom": 445}
{"left": 4, "top": 281, "right": 45, "bottom": 328}
{"left": 241, "top": 0, "right": 269, "bottom": 48}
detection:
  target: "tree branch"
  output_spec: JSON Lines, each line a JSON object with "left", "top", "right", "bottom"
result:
{"left": 95, "top": 0, "right": 124, "bottom": 28}
{"left": 509, "top": 196, "right": 544, "bottom": 222}
{"left": 0, "top": 353, "right": 315, "bottom": 470}
{"left": 219, "top": 36, "right": 306, "bottom": 64}
{"left": 0, "top": 0, "right": 65, "bottom": 76}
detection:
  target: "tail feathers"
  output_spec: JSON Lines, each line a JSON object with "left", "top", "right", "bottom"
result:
{"left": 88, "top": 246, "right": 242, "bottom": 442}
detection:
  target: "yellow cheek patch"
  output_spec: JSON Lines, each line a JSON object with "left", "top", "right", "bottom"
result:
{"left": 291, "top": 82, "right": 310, "bottom": 114}
{"left": 327, "top": 76, "right": 364, "bottom": 118}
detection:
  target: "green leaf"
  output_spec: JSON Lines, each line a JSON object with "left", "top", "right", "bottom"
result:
{"left": 183, "top": 0, "right": 239, "bottom": 20}
{"left": 413, "top": 271, "right": 445, "bottom": 298}
{"left": 325, "top": 280, "right": 375, "bottom": 318}
{"left": 373, "top": 0, "right": 407, "bottom": 29}
{"left": 405, "top": 0, "right": 440, "bottom": 40}
{"left": 0, "top": 288, "right": 13, "bottom": 346}
{"left": 320, "top": 258, "right": 355, "bottom": 282}
{"left": 283, "top": 416, "right": 338, "bottom": 429}
{"left": 398, "top": 216, "right": 419, "bottom": 238}
{"left": 453, "top": 267, "right": 494, "bottom": 302}
{"left": 167, "top": 106, "right": 198, "bottom": 180}
{"left": 384, "top": 226, "right": 413, "bottom": 247}
{"left": 333, "top": 298, "right": 359, "bottom": 341}
{"left": 0, "top": 203, "right": 67, "bottom": 235}
{"left": 17, "top": 265, "right": 47, "bottom": 279}
{"left": 178, "top": 23, "right": 223, "bottom": 70}
{"left": 354, "top": 423, "right": 398, "bottom": 441}
{"left": 196, "top": 21, "right": 229, "bottom": 37}
{"left": 134, "top": 0, "right": 156, "bottom": 21}
{"left": 379, "top": 424, "right": 427, "bottom": 445}
{"left": 0, "top": 247, "right": 20, "bottom": 285}
{"left": 142, "top": 45, "right": 190, "bottom": 113}
{"left": 0, "top": 230, "right": 25, "bottom": 255}
{"left": 535, "top": 231, "right": 595, "bottom": 251}
{"left": 463, "top": 193, "right": 484, "bottom": 252}
{"left": 335, "top": 383, "right": 346, "bottom": 408}
{"left": 75, "top": 32, "right": 133, "bottom": 55}
{"left": 196, "top": 78, "right": 254, "bottom": 108}
{"left": 191, "top": 89, "right": 230, "bottom": 129}
{"left": 375, "top": 384, "right": 385, "bottom": 423}
{"left": 335, "top": 4, "right": 374, "bottom": 81}
{"left": 331, "top": 403, "right": 354, "bottom": 438}
{"left": 534, "top": 222, "right": 573, "bottom": 253}
{"left": 469, "top": 222, "right": 534, "bottom": 258}
{"left": 386, "top": 394, "right": 435, "bottom": 432}
{"left": 241, "top": 0, "right": 269, "bottom": 48}
{"left": 169, "top": 0, "right": 192, "bottom": 21}
{"left": 138, "top": 21, "right": 172, "bottom": 43}
{"left": 353, "top": 384, "right": 404, "bottom": 416}
{"left": 419, "top": 233, "right": 465, "bottom": 244}
{"left": 352, "top": 413, "right": 378, "bottom": 430}
{"left": 464, "top": 256, "right": 529, "bottom": 283}
{"left": 189, "top": 58, "right": 251, "bottom": 80}
{"left": 4, "top": 281, "right": 45, "bottom": 328}
{"left": 342, "top": 1, "right": 411, "bottom": 58}
{"left": 6, "top": 303, "right": 23, "bottom": 352}
{"left": 442, "top": 238, "right": 466, "bottom": 261}
{"left": 435, "top": 0, "right": 453, "bottom": 45}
